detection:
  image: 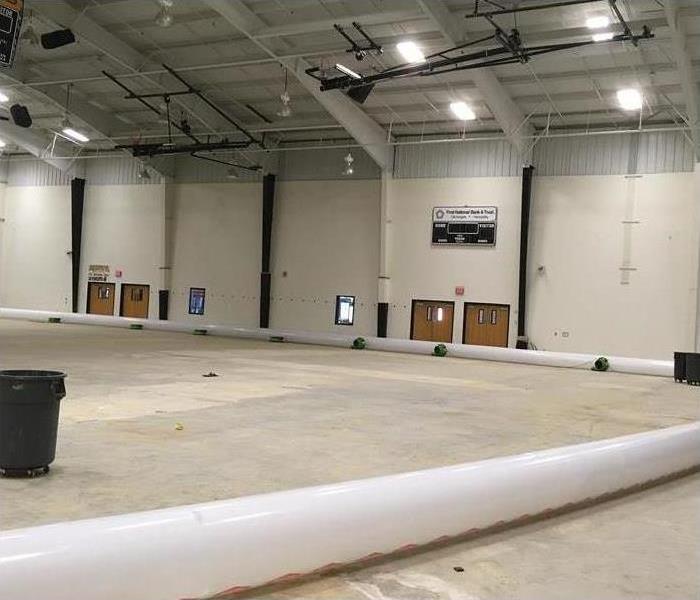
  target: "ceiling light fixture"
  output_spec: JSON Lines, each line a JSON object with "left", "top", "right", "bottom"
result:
{"left": 586, "top": 16, "right": 610, "bottom": 29}
{"left": 343, "top": 152, "right": 355, "bottom": 176}
{"left": 0, "top": 139, "right": 6, "bottom": 148}
{"left": 277, "top": 68, "right": 292, "bottom": 118}
{"left": 62, "top": 127, "right": 90, "bottom": 143}
{"left": 155, "top": 0, "right": 174, "bottom": 27}
{"left": 0, "top": 92, "right": 8, "bottom": 103}
{"left": 396, "top": 41, "right": 425, "bottom": 63}
{"left": 450, "top": 101, "right": 476, "bottom": 121}
{"left": 617, "top": 88, "right": 643, "bottom": 111}
{"left": 592, "top": 32, "right": 615, "bottom": 42}
{"left": 335, "top": 63, "right": 362, "bottom": 79}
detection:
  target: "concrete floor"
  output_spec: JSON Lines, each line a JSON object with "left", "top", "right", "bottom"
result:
{"left": 0, "top": 319, "right": 698, "bottom": 599}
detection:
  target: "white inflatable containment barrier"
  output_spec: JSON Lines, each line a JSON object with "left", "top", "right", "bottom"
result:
{"left": 0, "top": 423, "right": 698, "bottom": 600}
{"left": 0, "top": 307, "right": 674, "bottom": 377}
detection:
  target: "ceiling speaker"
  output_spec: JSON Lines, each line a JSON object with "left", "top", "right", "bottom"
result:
{"left": 41, "top": 29, "right": 76, "bottom": 50}
{"left": 10, "top": 104, "right": 32, "bottom": 128}
{"left": 347, "top": 84, "right": 375, "bottom": 105}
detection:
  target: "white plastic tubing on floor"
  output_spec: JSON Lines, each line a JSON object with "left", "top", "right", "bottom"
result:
{"left": 0, "top": 307, "right": 673, "bottom": 377}
{"left": 1, "top": 423, "right": 698, "bottom": 600}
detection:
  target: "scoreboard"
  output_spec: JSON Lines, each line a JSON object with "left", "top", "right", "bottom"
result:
{"left": 0, "top": 0, "right": 23, "bottom": 67}
{"left": 431, "top": 206, "right": 497, "bottom": 246}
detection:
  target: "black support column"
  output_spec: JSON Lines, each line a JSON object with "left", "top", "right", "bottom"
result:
{"left": 516, "top": 165, "right": 535, "bottom": 349}
{"left": 70, "top": 178, "right": 86, "bottom": 313}
{"left": 377, "top": 302, "right": 388, "bottom": 337}
{"left": 260, "top": 174, "right": 275, "bottom": 328}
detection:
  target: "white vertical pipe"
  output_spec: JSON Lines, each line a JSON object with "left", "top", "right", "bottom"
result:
{"left": 0, "top": 423, "right": 697, "bottom": 600}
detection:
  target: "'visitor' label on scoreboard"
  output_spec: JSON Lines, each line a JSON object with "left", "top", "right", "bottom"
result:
{"left": 431, "top": 206, "right": 497, "bottom": 246}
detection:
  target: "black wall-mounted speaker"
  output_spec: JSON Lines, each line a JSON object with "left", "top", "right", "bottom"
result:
{"left": 347, "top": 84, "right": 375, "bottom": 105}
{"left": 10, "top": 104, "right": 32, "bottom": 128}
{"left": 41, "top": 29, "right": 76, "bottom": 50}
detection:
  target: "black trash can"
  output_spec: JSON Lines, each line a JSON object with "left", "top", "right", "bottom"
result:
{"left": 686, "top": 354, "right": 700, "bottom": 387}
{"left": 674, "top": 352, "right": 687, "bottom": 382}
{"left": 0, "top": 370, "right": 66, "bottom": 476}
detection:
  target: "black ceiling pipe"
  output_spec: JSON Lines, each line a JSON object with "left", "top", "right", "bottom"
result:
{"left": 260, "top": 174, "right": 275, "bottom": 329}
{"left": 516, "top": 165, "right": 535, "bottom": 349}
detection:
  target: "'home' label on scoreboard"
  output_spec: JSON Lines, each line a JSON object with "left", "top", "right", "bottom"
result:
{"left": 431, "top": 206, "right": 497, "bottom": 246}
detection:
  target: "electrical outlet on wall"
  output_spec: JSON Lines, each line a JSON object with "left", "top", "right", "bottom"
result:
{"left": 561, "top": 331, "right": 570, "bottom": 338}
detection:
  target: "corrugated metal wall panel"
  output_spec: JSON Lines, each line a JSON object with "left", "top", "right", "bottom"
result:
{"left": 85, "top": 156, "right": 165, "bottom": 185}
{"left": 277, "top": 147, "right": 380, "bottom": 181}
{"left": 394, "top": 138, "right": 521, "bottom": 178}
{"left": 7, "top": 159, "right": 75, "bottom": 186}
{"left": 173, "top": 152, "right": 269, "bottom": 183}
{"left": 534, "top": 131, "right": 693, "bottom": 176}
{"left": 636, "top": 130, "right": 695, "bottom": 174}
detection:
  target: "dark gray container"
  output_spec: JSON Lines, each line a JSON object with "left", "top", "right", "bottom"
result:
{"left": 0, "top": 370, "right": 66, "bottom": 474}
{"left": 686, "top": 354, "right": 700, "bottom": 387}
{"left": 674, "top": 352, "right": 687, "bottom": 382}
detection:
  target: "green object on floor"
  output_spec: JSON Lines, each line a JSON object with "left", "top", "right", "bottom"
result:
{"left": 269, "top": 336, "right": 285, "bottom": 343}
{"left": 352, "top": 337, "right": 366, "bottom": 350}
{"left": 593, "top": 357, "right": 610, "bottom": 372}
{"left": 129, "top": 323, "right": 143, "bottom": 331}
{"left": 193, "top": 329, "right": 208, "bottom": 336}
{"left": 433, "top": 343, "right": 448, "bottom": 357}
{"left": 48, "top": 317, "right": 61, "bottom": 324}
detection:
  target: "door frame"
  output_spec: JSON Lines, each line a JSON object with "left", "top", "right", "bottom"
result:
{"left": 410, "top": 299, "right": 455, "bottom": 342}
{"left": 119, "top": 283, "right": 151, "bottom": 318}
{"left": 462, "top": 302, "right": 510, "bottom": 346}
{"left": 86, "top": 281, "right": 116, "bottom": 315}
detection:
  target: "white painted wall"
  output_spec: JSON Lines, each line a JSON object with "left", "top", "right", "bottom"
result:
{"left": 270, "top": 179, "right": 380, "bottom": 335}
{"left": 78, "top": 184, "right": 166, "bottom": 319}
{"left": 528, "top": 173, "right": 699, "bottom": 359}
{"left": 0, "top": 167, "right": 697, "bottom": 361}
{"left": 385, "top": 177, "right": 522, "bottom": 345}
{"left": 0, "top": 186, "right": 72, "bottom": 311}
{"left": 169, "top": 183, "right": 261, "bottom": 326}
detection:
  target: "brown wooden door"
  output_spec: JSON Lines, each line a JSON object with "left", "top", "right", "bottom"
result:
{"left": 463, "top": 303, "right": 510, "bottom": 347}
{"left": 411, "top": 300, "right": 454, "bottom": 343}
{"left": 120, "top": 284, "right": 150, "bottom": 319}
{"left": 87, "top": 282, "right": 116, "bottom": 316}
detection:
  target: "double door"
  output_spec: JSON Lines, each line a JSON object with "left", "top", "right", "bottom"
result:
{"left": 120, "top": 284, "right": 150, "bottom": 319}
{"left": 411, "top": 300, "right": 454, "bottom": 343}
{"left": 463, "top": 303, "right": 509, "bottom": 347}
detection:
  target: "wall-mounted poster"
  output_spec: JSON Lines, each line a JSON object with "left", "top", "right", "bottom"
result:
{"left": 88, "top": 264, "right": 110, "bottom": 282}
{"left": 431, "top": 206, "right": 497, "bottom": 246}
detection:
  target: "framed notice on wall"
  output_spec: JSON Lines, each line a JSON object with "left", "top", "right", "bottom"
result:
{"left": 431, "top": 206, "right": 497, "bottom": 246}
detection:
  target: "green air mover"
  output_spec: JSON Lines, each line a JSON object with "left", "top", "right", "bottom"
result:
{"left": 592, "top": 357, "right": 610, "bottom": 372}
{"left": 48, "top": 317, "right": 61, "bottom": 324}
{"left": 129, "top": 323, "right": 143, "bottom": 330}
{"left": 352, "top": 337, "right": 366, "bottom": 350}
{"left": 433, "top": 344, "right": 448, "bottom": 357}
{"left": 193, "top": 329, "right": 208, "bottom": 336}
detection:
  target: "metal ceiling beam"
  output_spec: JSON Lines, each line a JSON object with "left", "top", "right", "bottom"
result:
{"left": 664, "top": 0, "right": 700, "bottom": 160}
{"left": 252, "top": 10, "right": 424, "bottom": 39}
{"left": 416, "top": 0, "right": 536, "bottom": 162}
{"left": 201, "top": 0, "right": 393, "bottom": 171}
{"left": 0, "top": 121, "right": 75, "bottom": 172}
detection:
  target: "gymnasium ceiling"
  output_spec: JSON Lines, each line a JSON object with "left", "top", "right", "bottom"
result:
{"left": 0, "top": 0, "right": 699, "bottom": 160}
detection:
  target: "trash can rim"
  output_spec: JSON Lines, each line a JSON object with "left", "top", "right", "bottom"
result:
{"left": 0, "top": 370, "right": 66, "bottom": 380}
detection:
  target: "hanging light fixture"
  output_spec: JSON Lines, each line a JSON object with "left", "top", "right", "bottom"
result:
{"left": 277, "top": 68, "right": 292, "bottom": 118}
{"left": 20, "top": 11, "right": 40, "bottom": 47}
{"left": 343, "top": 152, "right": 354, "bottom": 176}
{"left": 155, "top": 0, "right": 174, "bottom": 27}
{"left": 60, "top": 84, "right": 90, "bottom": 143}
